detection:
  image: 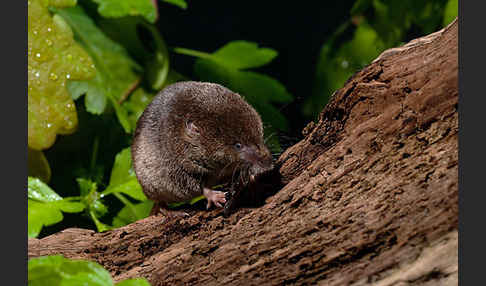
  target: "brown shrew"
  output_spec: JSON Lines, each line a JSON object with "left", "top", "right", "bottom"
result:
{"left": 131, "top": 81, "right": 273, "bottom": 217}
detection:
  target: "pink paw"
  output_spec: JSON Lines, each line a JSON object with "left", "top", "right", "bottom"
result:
{"left": 203, "top": 188, "right": 227, "bottom": 209}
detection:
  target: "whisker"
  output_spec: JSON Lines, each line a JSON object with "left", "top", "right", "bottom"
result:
{"left": 264, "top": 132, "right": 277, "bottom": 144}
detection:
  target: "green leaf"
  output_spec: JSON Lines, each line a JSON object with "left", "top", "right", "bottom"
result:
{"left": 232, "top": 71, "right": 293, "bottom": 104}
{"left": 344, "top": 22, "right": 385, "bottom": 63}
{"left": 28, "top": 178, "right": 86, "bottom": 238}
{"left": 56, "top": 6, "right": 141, "bottom": 132}
{"left": 28, "top": 0, "right": 96, "bottom": 150}
{"left": 28, "top": 198, "right": 85, "bottom": 238}
{"left": 211, "top": 41, "right": 278, "bottom": 69}
{"left": 28, "top": 255, "right": 114, "bottom": 286}
{"left": 163, "top": 0, "right": 187, "bottom": 9}
{"left": 92, "top": 200, "right": 109, "bottom": 217}
{"left": 102, "top": 148, "right": 146, "bottom": 201}
{"left": 90, "top": 209, "right": 113, "bottom": 232}
{"left": 98, "top": 17, "right": 170, "bottom": 91}
{"left": 112, "top": 100, "right": 133, "bottom": 133}
{"left": 68, "top": 80, "right": 107, "bottom": 114}
{"left": 443, "top": 0, "right": 458, "bottom": 26}
{"left": 28, "top": 255, "right": 64, "bottom": 283}
{"left": 28, "top": 200, "right": 63, "bottom": 238}
{"left": 92, "top": 0, "right": 158, "bottom": 23}
{"left": 145, "top": 50, "right": 170, "bottom": 90}
{"left": 122, "top": 88, "right": 157, "bottom": 132}
{"left": 52, "top": 200, "right": 86, "bottom": 213}
{"left": 28, "top": 177, "right": 62, "bottom": 202}
{"left": 76, "top": 177, "right": 97, "bottom": 197}
{"left": 175, "top": 41, "right": 278, "bottom": 70}
{"left": 108, "top": 148, "right": 133, "bottom": 186}
{"left": 306, "top": 21, "right": 385, "bottom": 117}
{"left": 103, "top": 179, "right": 146, "bottom": 201}
{"left": 112, "top": 200, "right": 153, "bottom": 228}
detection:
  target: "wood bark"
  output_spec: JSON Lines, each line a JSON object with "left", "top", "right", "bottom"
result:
{"left": 29, "top": 19, "right": 459, "bottom": 286}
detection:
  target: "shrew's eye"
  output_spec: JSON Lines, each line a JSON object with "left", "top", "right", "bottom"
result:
{"left": 234, "top": 143, "right": 242, "bottom": 150}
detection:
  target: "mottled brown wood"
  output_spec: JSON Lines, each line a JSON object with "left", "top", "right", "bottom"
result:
{"left": 29, "top": 18, "right": 458, "bottom": 286}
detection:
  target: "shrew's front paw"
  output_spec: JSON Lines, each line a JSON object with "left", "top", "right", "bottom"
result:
{"left": 203, "top": 188, "right": 227, "bottom": 209}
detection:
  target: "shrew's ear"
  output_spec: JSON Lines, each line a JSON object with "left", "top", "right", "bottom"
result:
{"left": 185, "top": 120, "right": 200, "bottom": 136}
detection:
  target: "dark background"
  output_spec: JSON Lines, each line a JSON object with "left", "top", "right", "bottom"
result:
{"left": 157, "top": 1, "right": 356, "bottom": 137}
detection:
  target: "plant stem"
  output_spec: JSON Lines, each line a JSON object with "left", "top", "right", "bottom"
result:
{"left": 172, "top": 47, "right": 213, "bottom": 59}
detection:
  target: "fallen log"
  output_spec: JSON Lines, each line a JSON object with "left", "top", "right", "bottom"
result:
{"left": 29, "top": 18, "right": 458, "bottom": 286}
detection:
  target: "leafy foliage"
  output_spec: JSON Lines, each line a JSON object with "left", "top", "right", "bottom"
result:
{"left": 176, "top": 41, "right": 278, "bottom": 70}
{"left": 92, "top": 0, "right": 158, "bottom": 23}
{"left": 305, "top": 0, "right": 457, "bottom": 118}
{"left": 28, "top": 177, "right": 85, "bottom": 238}
{"left": 56, "top": 5, "right": 142, "bottom": 131}
{"left": 28, "top": 255, "right": 151, "bottom": 286}
{"left": 162, "top": 0, "right": 187, "bottom": 10}
{"left": 121, "top": 88, "right": 157, "bottom": 132}
{"left": 101, "top": 148, "right": 146, "bottom": 201}
{"left": 28, "top": 147, "right": 149, "bottom": 237}
{"left": 97, "top": 15, "right": 172, "bottom": 92}
{"left": 28, "top": 0, "right": 96, "bottom": 150}
{"left": 78, "top": 147, "right": 149, "bottom": 232}
{"left": 443, "top": 0, "right": 458, "bottom": 26}
{"left": 112, "top": 200, "right": 153, "bottom": 228}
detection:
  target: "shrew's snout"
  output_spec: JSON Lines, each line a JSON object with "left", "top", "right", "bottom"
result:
{"left": 241, "top": 145, "right": 273, "bottom": 181}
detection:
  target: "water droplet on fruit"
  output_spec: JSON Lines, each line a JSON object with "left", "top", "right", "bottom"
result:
{"left": 66, "top": 119, "right": 74, "bottom": 129}
{"left": 35, "top": 71, "right": 40, "bottom": 78}
{"left": 67, "top": 54, "right": 73, "bottom": 61}
{"left": 66, "top": 73, "right": 71, "bottom": 79}
{"left": 36, "top": 53, "right": 41, "bottom": 58}
{"left": 49, "top": 73, "right": 58, "bottom": 81}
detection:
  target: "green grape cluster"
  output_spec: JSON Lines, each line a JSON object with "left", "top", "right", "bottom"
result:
{"left": 28, "top": 0, "right": 96, "bottom": 150}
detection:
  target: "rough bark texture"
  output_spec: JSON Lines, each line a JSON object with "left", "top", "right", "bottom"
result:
{"left": 29, "top": 19, "right": 459, "bottom": 286}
